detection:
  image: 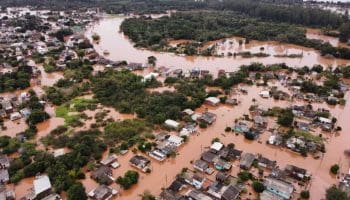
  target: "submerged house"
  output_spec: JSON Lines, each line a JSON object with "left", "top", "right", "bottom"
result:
{"left": 284, "top": 165, "right": 310, "bottom": 181}
{"left": 240, "top": 153, "right": 255, "bottom": 170}
{"left": 129, "top": 155, "right": 151, "bottom": 172}
{"left": 88, "top": 185, "right": 118, "bottom": 200}
{"left": 32, "top": 175, "right": 52, "bottom": 199}
{"left": 91, "top": 166, "right": 113, "bottom": 184}
{"left": 264, "top": 178, "right": 294, "bottom": 200}
{"left": 100, "top": 154, "right": 118, "bottom": 167}
{"left": 205, "top": 97, "right": 220, "bottom": 106}
{"left": 199, "top": 112, "right": 217, "bottom": 124}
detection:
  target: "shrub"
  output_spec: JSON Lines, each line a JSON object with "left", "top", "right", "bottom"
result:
{"left": 252, "top": 181, "right": 265, "bottom": 193}
{"left": 330, "top": 164, "right": 340, "bottom": 174}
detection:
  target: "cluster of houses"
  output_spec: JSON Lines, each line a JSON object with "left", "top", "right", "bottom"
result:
{"left": 161, "top": 141, "right": 311, "bottom": 200}
{"left": 0, "top": 7, "right": 98, "bottom": 70}
{"left": 0, "top": 92, "right": 34, "bottom": 121}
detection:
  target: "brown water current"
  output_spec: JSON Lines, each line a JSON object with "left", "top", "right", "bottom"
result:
{"left": 86, "top": 16, "right": 350, "bottom": 76}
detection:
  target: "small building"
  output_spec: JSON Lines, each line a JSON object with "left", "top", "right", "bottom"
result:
{"left": 19, "top": 108, "right": 31, "bottom": 118}
{"left": 160, "top": 189, "right": 183, "bottom": 200}
{"left": 201, "top": 151, "right": 218, "bottom": 163}
{"left": 33, "top": 175, "right": 52, "bottom": 199}
{"left": 257, "top": 155, "right": 277, "bottom": 169}
{"left": 222, "top": 185, "right": 241, "bottom": 200}
{"left": 260, "top": 190, "right": 284, "bottom": 200}
{"left": 179, "top": 123, "right": 197, "bottom": 137}
{"left": 0, "top": 186, "right": 15, "bottom": 200}
{"left": 100, "top": 154, "right": 118, "bottom": 166}
{"left": 88, "top": 185, "right": 118, "bottom": 200}
{"left": 210, "top": 142, "right": 224, "bottom": 153}
{"left": 233, "top": 120, "right": 251, "bottom": 134}
{"left": 284, "top": 165, "right": 310, "bottom": 181}
{"left": 41, "top": 194, "right": 61, "bottom": 200}
{"left": 264, "top": 178, "right": 294, "bottom": 200}
{"left": 268, "top": 134, "right": 283, "bottom": 146}
{"left": 53, "top": 149, "right": 65, "bottom": 158}
{"left": 240, "top": 153, "right": 255, "bottom": 170}
{"left": 168, "top": 178, "right": 186, "bottom": 192}
{"left": 148, "top": 149, "right": 167, "bottom": 161}
{"left": 318, "top": 117, "right": 332, "bottom": 125}
{"left": 0, "top": 155, "right": 10, "bottom": 168}
{"left": 199, "top": 112, "right": 217, "bottom": 124}
{"left": 10, "top": 112, "right": 21, "bottom": 121}
{"left": 127, "top": 62, "right": 143, "bottom": 71}
{"left": 166, "top": 135, "right": 184, "bottom": 147}
{"left": 219, "top": 147, "right": 242, "bottom": 160}
{"left": 205, "top": 97, "right": 220, "bottom": 106}
{"left": 142, "top": 72, "right": 159, "bottom": 82}
{"left": 91, "top": 166, "right": 113, "bottom": 184}
{"left": 213, "top": 157, "right": 232, "bottom": 171}
{"left": 129, "top": 155, "right": 151, "bottom": 172}
{"left": 193, "top": 160, "right": 209, "bottom": 172}
{"left": 0, "top": 169, "right": 9, "bottom": 183}
{"left": 253, "top": 116, "right": 267, "bottom": 128}
{"left": 164, "top": 119, "right": 180, "bottom": 130}
{"left": 182, "top": 109, "right": 194, "bottom": 116}
{"left": 259, "top": 90, "right": 270, "bottom": 98}
{"left": 186, "top": 190, "right": 211, "bottom": 200}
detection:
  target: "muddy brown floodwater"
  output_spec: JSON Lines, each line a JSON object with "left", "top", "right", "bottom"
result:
{"left": 86, "top": 16, "right": 350, "bottom": 76}
{"left": 78, "top": 82, "right": 350, "bottom": 200}
{"left": 82, "top": 16, "right": 350, "bottom": 199}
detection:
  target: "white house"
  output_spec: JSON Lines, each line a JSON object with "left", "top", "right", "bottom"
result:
{"left": 318, "top": 117, "right": 332, "bottom": 124}
{"left": 33, "top": 175, "right": 52, "bottom": 197}
{"left": 167, "top": 135, "right": 184, "bottom": 147}
{"left": 205, "top": 97, "right": 220, "bottom": 106}
{"left": 10, "top": 112, "right": 21, "bottom": 121}
{"left": 165, "top": 119, "right": 180, "bottom": 129}
{"left": 210, "top": 142, "right": 224, "bottom": 152}
{"left": 259, "top": 91, "right": 270, "bottom": 98}
{"left": 142, "top": 72, "right": 159, "bottom": 82}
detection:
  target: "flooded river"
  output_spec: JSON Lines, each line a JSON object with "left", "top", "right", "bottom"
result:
{"left": 86, "top": 16, "right": 350, "bottom": 75}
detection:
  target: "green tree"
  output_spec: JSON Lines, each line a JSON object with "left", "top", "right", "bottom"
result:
{"left": 277, "top": 109, "right": 294, "bottom": 127}
{"left": 326, "top": 185, "right": 348, "bottom": 200}
{"left": 252, "top": 181, "right": 265, "bottom": 193}
{"left": 140, "top": 191, "right": 156, "bottom": 200}
{"left": 300, "top": 190, "right": 310, "bottom": 199}
{"left": 330, "top": 164, "right": 340, "bottom": 175}
{"left": 116, "top": 170, "right": 139, "bottom": 190}
{"left": 67, "top": 183, "right": 87, "bottom": 200}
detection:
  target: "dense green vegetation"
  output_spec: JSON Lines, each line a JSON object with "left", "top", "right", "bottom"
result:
{"left": 67, "top": 183, "right": 87, "bottom": 200}
{"left": 252, "top": 181, "right": 265, "bottom": 193}
{"left": 116, "top": 170, "right": 139, "bottom": 189}
{"left": 3, "top": 0, "right": 346, "bottom": 31}
{"left": 121, "top": 11, "right": 308, "bottom": 47}
{"left": 104, "top": 119, "right": 152, "bottom": 145}
{"left": 326, "top": 185, "right": 349, "bottom": 200}
{"left": 10, "top": 129, "right": 107, "bottom": 191}
{"left": 277, "top": 109, "right": 294, "bottom": 127}
{"left": 0, "top": 65, "right": 32, "bottom": 92}
{"left": 92, "top": 69, "right": 206, "bottom": 124}
{"left": 121, "top": 11, "right": 350, "bottom": 59}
